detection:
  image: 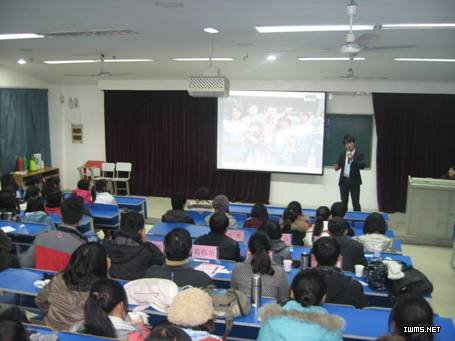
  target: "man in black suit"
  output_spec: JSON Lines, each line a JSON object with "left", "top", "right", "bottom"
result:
{"left": 334, "top": 135, "right": 365, "bottom": 211}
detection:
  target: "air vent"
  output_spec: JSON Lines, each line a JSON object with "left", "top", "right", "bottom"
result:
{"left": 44, "top": 29, "right": 138, "bottom": 38}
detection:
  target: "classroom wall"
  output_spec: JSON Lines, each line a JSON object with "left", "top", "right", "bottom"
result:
{"left": 47, "top": 85, "right": 105, "bottom": 189}
{"left": 0, "top": 66, "right": 47, "bottom": 88}
{"left": 47, "top": 79, "right": 455, "bottom": 210}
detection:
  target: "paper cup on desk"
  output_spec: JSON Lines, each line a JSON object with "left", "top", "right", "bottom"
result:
{"left": 283, "top": 259, "right": 293, "bottom": 272}
{"left": 355, "top": 264, "right": 365, "bottom": 277}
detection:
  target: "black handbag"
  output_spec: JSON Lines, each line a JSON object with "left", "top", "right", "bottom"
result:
{"left": 365, "top": 259, "right": 389, "bottom": 291}
{"left": 388, "top": 264, "right": 433, "bottom": 296}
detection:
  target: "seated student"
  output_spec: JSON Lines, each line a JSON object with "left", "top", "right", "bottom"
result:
{"left": 244, "top": 203, "right": 269, "bottom": 229}
{"left": 103, "top": 211, "right": 164, "bottom": 280}
{"left": 354, "top": 212, "right": 394, "bottom": 252}
{"left": 185, "top": 186, "right": 213, "bottom": 211}
{"left": 280, "top": 200, "right": 311, "bottom": 246}
{"left": 42, "top": 176, "right": 61, "bottom": 199}
{"left": 313, "top": 237, "right": 368, "bottom": 308}
{"left": 0, "top": 230, "right": 20, "bottom": 271}
{"left": 231, "top": 232, "right": 288, "bottom": 302}
{"left": 72, "top": 279, "right": 149, "bottom": 340}
{"left": 331, "top": 201, "right": 354, "bottom": 236}
{"left": 258, "top": 269, "right": 344, "bottom": 341}
{"left": 146, "top": 325, "right": 191, "bottom": 341}
{"left": 0, "top": 314, "right": 29, "bottom": 341}
{"left": 94, "top": 179, "right": 117, "bottom": 205}
{"left": 194, "top": 212, "right": 241, "bottom": 262}
{"left": 20, "top": 195, "right": 88, "bottom": 270}
{"left": 261, "top": 220, "right": 291, "bottom": 265}
{"left": 0, "top": 174, "right": 19, "bottom": 193}
{"left": 304, "top": 205, "right": 331, "bottom": 247}
{"left": 22, "top": 194, "right": 56, "bottom": 230}
{"left": 44, "top": 188, "right": 63, "bottom": 215}
{"left": 145, "top": 228, "right": 211, "bottom": 288}
{"left": 328, "top": 217, "right": 367, "bottom": 272}
{"left": 162, "top": 192, "right": 195, "bottom": 224}
{"left": 35, "top": 242, "right": 108, "bottom": 331}
{"left": 0, "top": 190, "right": 20, "bottom": 221}
{"left": 24, "top": 183, "right": 41, "bottom": 202}
{"left": 441, "top": 165, "right": 455, "bottom": 180}
{"left": 379, "top": 294, "right": 434, "bottom": 341}
{"left": 204, "top": 194, "right": 238, "bottom": 228}
{"left": 73, "top": 179, "right": 95, "bottom": 204}
{"left": 167, "top": 288, "right": 221, "bottom": 340}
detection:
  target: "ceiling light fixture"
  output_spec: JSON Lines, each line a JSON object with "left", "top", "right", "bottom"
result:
{"left": 0, "top": 33, "right": 44, "bottom": 40}
{"left": 43, "top": 59, "right": 99, "bottom": 64}
{"left": 382, "top": 23, "right": 455, "bottom": 30}
{"left": 255, "top": 24, "right": 374, "bottom": 33}
{"left": 17, "top": 58, "right": 27, "bottom": 65}
{"left": 266, "top": 55, "right": 277, "bottom": 61}
{"left": 172, "top": 57, "right": 234, "bottom": 61}
{"left": 204, "top": 27, "right": 219, "bottom": 34}
{"left": 394, "top": 58, "right": 455, "bottom": 62}
{"left": 297, "top": 57, "right": 365, "bottom": 61}
{"left": 104, "top": 59, "right": 154, "bottom": 62}
{"left": 155, "top": 2, "right": 184, "bottom": 8}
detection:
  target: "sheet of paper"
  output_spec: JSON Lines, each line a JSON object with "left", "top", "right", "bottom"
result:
{"left": 194, "top": 263, "right": 225, "bottom": 278}
{"left": 1, "top": 226, "right": 16, "bottom": 233}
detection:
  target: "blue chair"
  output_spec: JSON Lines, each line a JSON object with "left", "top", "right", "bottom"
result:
{"left": 186, "top": 210, "right": 211, "bottom": 225}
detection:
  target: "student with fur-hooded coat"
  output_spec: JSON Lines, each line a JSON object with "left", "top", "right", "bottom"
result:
{"left": 257, "top": 269, "right": 344, "bottom": 341}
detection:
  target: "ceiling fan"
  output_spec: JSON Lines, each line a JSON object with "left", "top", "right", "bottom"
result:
{"left": 64, "top": 54, "right": 133, "bottom": 77}
{"left": 266, "top": 1, "right": 417, "bottom": 56}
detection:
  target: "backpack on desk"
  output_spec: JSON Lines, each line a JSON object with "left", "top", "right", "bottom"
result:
{"left": 388, "top": 263, "right": 433, "bottom": 296}
{"left": 204, "top": 286, "right": 251, "bottom": 340}
{"left": 365, "top": 259, "right": 388, "bottom": 291}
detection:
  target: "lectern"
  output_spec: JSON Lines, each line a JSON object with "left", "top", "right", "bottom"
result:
{"left": 406, "top": 176, "right": 455, "bottom": 244}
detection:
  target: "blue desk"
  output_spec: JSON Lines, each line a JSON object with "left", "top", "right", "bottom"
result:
{"left": 87, "top": 203, "right": 120, "bottom": 230}
{"left": 114, "top": 195, "right": 147, "bottom": 219}
{"left": 149, "top": 222, "right": 255, "bottom": 241}
{"left": 26, "top": 325, "right": 117, "bottom": 340}
{"left": 144, "top": 298, "right": 454, "bottom": 341}
{"left": 0, "top": 220, "right": 48, "bottom": 237}
{"left": 48, "top": 214, "right": 93, "bottom": 234}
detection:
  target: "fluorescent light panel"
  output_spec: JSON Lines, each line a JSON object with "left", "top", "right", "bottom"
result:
{"left": 0, "top": 33, "right": 44, "bottom": 40}
{"left": 383, "top": 23, "right": 455, "bottom": 29}
{"left": 298, "top": 57, "right": 365, "bottom": 61}
{"left": 203, "top": 27, "right": 219, "bottom": 34}
{"left": 255, "top": 25, "right": 374, "bottom": 33}
{"left": 104, "top": 59, "right": 153, "bottom": 62}
{"left": 394, "top": 58, "right": 455, "bottom": 62}
{"left": 44, "top": 60, "right": 99, "bottom": 64}
{"left": 172, "top": 57, "right": 234, "bottom": 61}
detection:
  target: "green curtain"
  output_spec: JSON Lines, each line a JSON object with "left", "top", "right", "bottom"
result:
{"left": 0, "top": 89, "right": 51, "bottom": 174}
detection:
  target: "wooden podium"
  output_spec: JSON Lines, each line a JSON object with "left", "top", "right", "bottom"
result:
{"left": 406, "top": 176, "right": 455, "bottom": 244}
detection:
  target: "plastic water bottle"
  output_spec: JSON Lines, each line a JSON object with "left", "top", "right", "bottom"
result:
{"left": 251, "top": 273, "right": 262, "bottom": 308}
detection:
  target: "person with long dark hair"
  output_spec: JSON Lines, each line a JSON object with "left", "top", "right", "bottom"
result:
{"left": 260, "top": 220, "right": 291, "bottom": 265}
{"left": 304, "top": 205, "right": 331, "bottom": 246}
{"left": 35, "top": 242, "right": 108, "bottom": 330}
{"left": 243, "top": 203, "right": 269, "bottom": 228}
{"left": 73, "top": 279, "right": 147, "bottom": 339}
{"left": 231, "top": 232, "right": 288, "bottom": 302}
{"left": 258, "top": 269, "right": 344, "bottom": 340}
{"left": 280, "top": 200, "right": 310, "bottom": 245}
{"left": 379, "top": 294, "right": 434, "bottom": 341}
{"left": 0, "top": 314, "right": 29, "bottom": 341}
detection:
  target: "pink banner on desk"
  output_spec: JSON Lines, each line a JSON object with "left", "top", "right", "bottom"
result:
{"left": 150, "top": 240, "right": 164, "bottom": 253}
{"left": 192, "top": 245, "right": 218, "bottom": 260}
{"left": 226, "top": 229, "right": 245, "bottom": 242}
{"left": 281, "top": 233, "right": 292, "bottom": 246}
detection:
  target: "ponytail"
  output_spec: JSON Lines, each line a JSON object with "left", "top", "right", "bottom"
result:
{"left": 291, "top": 269, "right": 326, "bottom": 308}
{"left": 249, "top": 233, "right": 275, "bottom": 276}
{"left": 313, "top": 206, "right": 331, "bottom": 240}
{"left": 282, "top": 207, "right": 297, "bottom": 234}
{"left": 83, "top": 279, "right": 128, "bottom": 338}
{"left": 84, "top": 294, "right": 116, "bottom": 338}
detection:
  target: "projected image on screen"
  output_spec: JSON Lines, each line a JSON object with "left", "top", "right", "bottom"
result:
{"left": 217, "top": 91, "right": 326, "bottom": 174}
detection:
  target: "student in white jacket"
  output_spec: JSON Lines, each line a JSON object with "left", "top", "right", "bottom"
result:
{"left": 94, "top": 180, "right": 117, "bottom": 205}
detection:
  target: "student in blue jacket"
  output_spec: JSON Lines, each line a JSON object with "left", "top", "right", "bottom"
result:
{"left": 258, "top": 269, "right": 344, "bottom": 341}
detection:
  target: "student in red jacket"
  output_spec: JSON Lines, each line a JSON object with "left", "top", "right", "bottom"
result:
{"left": 73, "top": 179, "right": 95, "bottom": 204}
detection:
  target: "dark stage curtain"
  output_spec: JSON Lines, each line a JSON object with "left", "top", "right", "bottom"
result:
{"left": 373, "top": 93, "right": 455, "bottom": 213}
{"left": 104, "top": 90, "right": 271, "bottom": 202}
{"left": 0, "top": 89, "right": 51, "bottom": 174}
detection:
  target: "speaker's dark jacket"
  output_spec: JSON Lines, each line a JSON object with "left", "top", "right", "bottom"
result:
{"left": 337, "top": 150, "right": 366, "bottom": 185}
